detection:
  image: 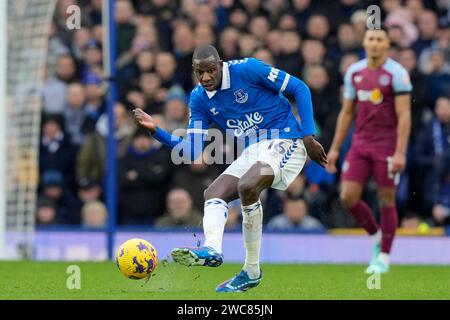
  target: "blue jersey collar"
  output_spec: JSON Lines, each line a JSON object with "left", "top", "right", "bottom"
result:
{"left": 205, "top": 62, "right": 231, "bottom": 99}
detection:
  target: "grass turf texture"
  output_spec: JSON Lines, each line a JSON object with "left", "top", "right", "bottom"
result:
{"left": 0, "top": 261, "right": 449, "bottom": 300}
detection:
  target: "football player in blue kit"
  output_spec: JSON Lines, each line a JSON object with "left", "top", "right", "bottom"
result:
{"left": 133, "top": 45, "right": 327, "bottom": 292}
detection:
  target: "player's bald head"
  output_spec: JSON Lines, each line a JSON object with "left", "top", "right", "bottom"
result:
{"left": 192, "top": 45, "right": 221, "bottom": 64}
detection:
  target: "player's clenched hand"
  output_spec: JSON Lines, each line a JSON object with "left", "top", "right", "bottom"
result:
{"left": 132, "top": 108, "right": 156, "bottom": 133}
{"left": 303, "top": 136, "right": 327, "bottom": 168}
{"left": 325, "top": 149, "right": 339, "bottom": 173}
{"left": 391, "top": 152, "right": 406, "bottom": 174}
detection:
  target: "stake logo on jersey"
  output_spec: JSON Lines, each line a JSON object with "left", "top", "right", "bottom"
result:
{"left": 187, "top": 57, "right": 313, "bottom": 144}
{"left": 226, "top": 112, "right": 264, "bottom": 137}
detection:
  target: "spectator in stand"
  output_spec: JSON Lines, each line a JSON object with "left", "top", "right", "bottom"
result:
{"left": 39, "top": 170, "right": 81, "bottom": 224}
{"left": 238, "top": 33, "right": 259, "bottom": 57}
{"left": 415, "top": 97, "right": 450, "bottom": 216}
{"left": 80, "top": 40, "right": 103, "bottom": 84}
{"left": 155, "top": 52, "right": 178, "bottom": 89}
{"left": 83, "top": 76, "right": 104, "bottom": 134}
{"left": 267, "top": 196, "right": 324, "bottom": 231}
{"left": 139, "top": 72, "right": 165, "bottom": 114}
{"left": 76, "top": 102, "right": 134, "bottom": 185}
{"left": 398, "top": 48, "right": 429, "bottom": 136}
{"left": 81, "top": 200, "right": 107, "bottom": 228}
{"left": 194, "top": 23, "right": 216, "bottom": 47}
{"left": 422, "top": 48, "right": 450, "bottom": 106}
{"left": 39, "top": 116, "right": 77, "bottom": 186}
{"left": 276, "top": 30, "right": 302, "bottom": 78}
{"left": 412, "top": 10, "right": 440, "bottom": 56}
{"left": 218, "top": 27, "right": 241, "bottom": 61}
{"left": 43, "top": 54, "right": 78, "bottom": 115}
{"left": 253, "top": 48, "right": 275, "bottom": 66}
{"left": 248, "top": 15, "right": 270, "bottom": 46}
{"left": 163, "top": 86, "right": 189, "bottom": 133}
{"left": 115, "top": 0, "right": 136, "bottom": 55}
{"left": 306, "top": 14, "right": 332, "bottom": 46}
{"left": 77, "top": 177, "right": 102, "bottom": 205}
{"left": 125, "top": 87, "right": 147, "bottom": 111}
{"left": 328, "top": 23, "right": 363, "bottom": 64}
{"left": 172, "top": 21, "right": 195, "bottom": 92}
{"left": 118, "top": 128, "right": 172, "bottom": 225}
{"left": 64, "top": 83, "right": 87, "bottom": 147}
{"left": 277, "top": 13, "right": 298, "bottom": 31}
{"left": 154, "top": 188, "right": 203, "bottom": 227}
{"left": 36, "top": 196, "right": 57, "bottom": 225}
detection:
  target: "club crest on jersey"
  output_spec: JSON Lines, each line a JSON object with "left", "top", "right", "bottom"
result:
{"left": 234, "top": 89, "right": 248, "bottom": 104}
{"left": 379, "top": 74, "right": 390, "bottom": 86}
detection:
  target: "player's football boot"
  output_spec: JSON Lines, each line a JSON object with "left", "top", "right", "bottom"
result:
{"left": 171, "top": 246, "right": 223, "bottom": 267}
{"left": 365, "top": 259, "right": 389, "bottom": 274}
{"left": 215, "top": 269, "right": 262, "bottom": 293}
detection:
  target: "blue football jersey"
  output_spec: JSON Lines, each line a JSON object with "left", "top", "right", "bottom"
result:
{"left": 187, "top": 58, "right": 315, "bottom": 142}
{"left": 153, "top": 58, "right": 315, "bottom": 161}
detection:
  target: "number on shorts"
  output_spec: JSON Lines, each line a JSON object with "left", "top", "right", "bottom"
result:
{"left": 268, "top": 141, "right": 286, "bottom": 155}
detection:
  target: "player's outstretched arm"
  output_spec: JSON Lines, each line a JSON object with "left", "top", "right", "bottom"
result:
{"left": 326, "top": 98, "right": 356, "bottom": 173}
{"left": 132, "top": 108, "right": 205, "bottom": 162}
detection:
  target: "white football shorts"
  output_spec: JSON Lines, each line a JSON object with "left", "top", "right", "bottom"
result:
{"left": 222, "top": 138, "right": 307, "bottom": 190}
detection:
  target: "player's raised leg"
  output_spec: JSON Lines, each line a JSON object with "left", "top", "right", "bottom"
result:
{"left": 171, "top": 174, "right": 239, "bottom": 267}
{"left": 340, "top": 181, "right": 381, "bottom": 267}
{"left": 216, "top": 161, "right": 273, "bottom": 292}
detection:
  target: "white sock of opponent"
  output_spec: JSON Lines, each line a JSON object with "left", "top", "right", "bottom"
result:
{"left": 242, "top": 200, "right": 263, "bottom": 279}
{"left": 203, "top": 198, "right": 228, "bottom": 254}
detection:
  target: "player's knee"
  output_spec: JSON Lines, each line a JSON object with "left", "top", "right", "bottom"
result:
{"left": 237, "top": 180, "right": 259, "bottom": 202}
{"left": 378, "top": 192, "right": 396, "bottom": 208}
{"left": 204, "top": 185, "right": 223, "bottom": 201}
{"left": 203, "top": 184, "right": 235, "bottom": 203}
{"left": 340, "top": 191, "right": 359, "bottom": 209}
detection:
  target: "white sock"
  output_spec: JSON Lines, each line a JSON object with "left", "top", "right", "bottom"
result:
{"left": 378, "top": 252, "right": 390, "bottom": 266}
{"left": 203, "top": 198, "right": 228, "bottom": 253}
{"left": 372, "top": 229, "right": 381, "bottom": 245}
{"left": 242, "top": 200, "right": 263, "bottom": 279}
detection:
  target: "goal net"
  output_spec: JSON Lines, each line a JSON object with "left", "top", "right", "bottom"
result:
{"left": 0, "top": 0, "right": 56, "bottom": 259}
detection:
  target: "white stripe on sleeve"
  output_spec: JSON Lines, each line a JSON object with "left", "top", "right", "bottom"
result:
{"left": 280, "top": 74, "right": 290, "bottom": 93}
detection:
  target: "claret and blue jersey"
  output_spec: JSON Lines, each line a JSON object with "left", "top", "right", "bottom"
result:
{"left": 153, "top": 57, "right": 316, "bottom": 160}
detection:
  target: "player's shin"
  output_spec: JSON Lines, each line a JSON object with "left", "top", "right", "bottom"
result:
{"left": 380, "top": 206, "right": 398, "bottom": 256}
{"left": 203, "top": 198, "right": 229, "bottom": 254}
{"left": 242, "top": 200, "right": 263, "bottom": 279}
{"left": 349, "top": 201, "right": 379, "bottom": 235}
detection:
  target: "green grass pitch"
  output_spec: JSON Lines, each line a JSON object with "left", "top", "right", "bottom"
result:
{"left": 0, "top": 261, "right": 449, "bottom": 300}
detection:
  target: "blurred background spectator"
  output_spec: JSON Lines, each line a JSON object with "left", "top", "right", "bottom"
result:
{"left": 154, "top": 188, "right": 203, "bottom": 227}
{"left": 267, "top": 196, "right": 324, "bottom": 231}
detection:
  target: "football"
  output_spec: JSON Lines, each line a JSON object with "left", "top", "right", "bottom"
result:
{"left": 116, "top": 238, "right": 158, "bottom": 279}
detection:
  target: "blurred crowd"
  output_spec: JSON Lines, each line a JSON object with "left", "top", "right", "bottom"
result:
{"left": 37, "top": 0, "right": 450, "bottom": 231}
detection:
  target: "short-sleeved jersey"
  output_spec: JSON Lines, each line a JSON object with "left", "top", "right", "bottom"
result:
{"left": 343, "top": 58, "right": 412, "bottom": 149}
{"left": 187, "top": 58, "right": 309, "bottom": 145}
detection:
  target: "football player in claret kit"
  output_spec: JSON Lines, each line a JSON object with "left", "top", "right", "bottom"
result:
{"left": 326, "top": 26, "right": 412, "bottom": 274}
{"left": 134, "top": 44, "right": 327, "bottom": 292}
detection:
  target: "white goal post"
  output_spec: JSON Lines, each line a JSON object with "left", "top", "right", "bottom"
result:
{"left": 0, "top": 0, "right": 56, "bottom": 259}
